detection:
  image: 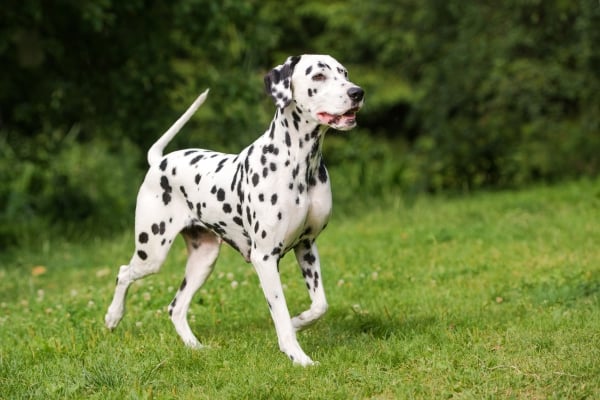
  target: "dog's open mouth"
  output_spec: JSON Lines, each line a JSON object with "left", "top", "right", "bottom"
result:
{"left": 317, "top": 107, "right": 360, "bottom": 128}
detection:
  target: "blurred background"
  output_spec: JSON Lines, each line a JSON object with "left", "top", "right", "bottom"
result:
{"left": 1, "top": 0, "right": 599, "bottom": 248}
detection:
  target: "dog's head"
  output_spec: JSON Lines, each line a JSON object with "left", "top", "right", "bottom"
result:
{"left": 264, "top": 55, "right": 364, "bottom": 131}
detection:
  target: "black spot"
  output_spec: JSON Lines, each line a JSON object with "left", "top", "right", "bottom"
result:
{"left": 137, "top": 250, "right": 148, "bottom": 260}
{"left": 160, "top": 176, "right": 173, "bottom": 205}
{"left": 151, "top": 223, "right": 160, "bottom": 235}
{"left": 262, "top": 167, "right": 269, "bottom": 178}
{"left": 261, "top": 155, "right": 267, "bottom": 165}
{"left": 215, "top": 159, "right": 227, "bottom": 173}
{"left": 172, "top": 167, "right": 177, "bottom": 176}
{"left": 271, "top": 247, "right": 281, "bottom": 256}
{"left": 303, "top": 252, "right": 316, "bottom": 265}
{"left": 258, "top": 193, "right": 265, "bottom": 202}
{"left": 308, "top": 88, "right": 313, "bottom": 97}
{"left": 190, "top": 154, "right": 204, "bottom": 165}
{"left": 233, "top": 216, "right": 244, "bottom": 226}
{"left": 184, "top": 150, "right": 198, "bottom": 156}
{"left": 195, "top": 174, "right": 201, "bottom": 184}
{"left": 285, "top": 131, "right": 291, "bottom": 147}
{"left": 263, "top": 255, "right": 270, "bottom": 261}
{"left": 180, "top": 186, "right": 188, "bottom": 198}
{"left": 298, "top": 183, "right": 305, "bottom": 194}
{"left": 216, "top": 188, "right": 225, "bottom": 201}
{"left": 261, "top": 230, "right": 267, "bottom": 239}
{"left": 263, "top": 144, "right": 279, "bottom": 155}
{"left": 180, "top": 277, "right": 187, "bottom": 291}
{"left": 246, "top": 206, "right": 252, "bottom": 224}
{"left": 277, "top": 212, "right": 282, "bottom": 220}
{"left": 159, "top": 221, "right": 166, "bottom": 235}
{"left": 271, "top": 194, "right": 278, "bottom": 205}
{"left": 318, "top": 162, "right": 328, "bottom": 183}
{"left": 159, "top": 159, "right": 168, "bottom": 171}
{"left": 270, "top": 162, "right": 277, "bottom": 172}
{"left": 223, "top": 203, "right": 232, "bottom": 213}
{"left": 269, "top": 122, "right": 275, "bottom": 139}
{"left": 305, "top": 65, "right": 313, "bottom": 75}
{"left": 252, "top": 173, "right": 260, "bottom": 186}
{"left": 138, "top": 232, "right": 149, "bottom": 243}
{"left": 160, "top": 176, "right": 172, "bottom": 192}
{"left": 311, "top": 126, "right": 320, "bottom": 139}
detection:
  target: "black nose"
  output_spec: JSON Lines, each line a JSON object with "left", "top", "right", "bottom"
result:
{"left": 347, "top": 87, "right": 364, "bottom": 102}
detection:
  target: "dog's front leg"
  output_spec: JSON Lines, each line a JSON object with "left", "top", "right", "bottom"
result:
{"left": 292, "top": 240, "right": 328, "bottom": 331}
{"left": 251, "top": 251, "right": 315, "bottom": 366}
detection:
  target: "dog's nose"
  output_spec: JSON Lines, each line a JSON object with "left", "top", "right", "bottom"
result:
{"left": 347, "top": 87, "right": 364, "bottom": 102}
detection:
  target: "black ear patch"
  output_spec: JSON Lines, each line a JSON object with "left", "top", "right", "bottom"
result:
{"left": 264, "top": 56, "right": 301, "bottom": 109}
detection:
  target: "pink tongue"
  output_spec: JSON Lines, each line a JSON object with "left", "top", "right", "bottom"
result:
{"left": 317, "top": 112, "right": 337, "bottom": 124}
{"left": 317, "top": 112, "right": 356, "bottom": 125}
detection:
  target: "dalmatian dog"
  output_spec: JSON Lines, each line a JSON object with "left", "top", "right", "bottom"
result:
{"left": 105, "top": 54, "right": 364, "bottom": 366}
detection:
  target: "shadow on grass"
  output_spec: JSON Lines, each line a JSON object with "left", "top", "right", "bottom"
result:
{"left": 326, "top": 307, "right": 439, "bottom": 341}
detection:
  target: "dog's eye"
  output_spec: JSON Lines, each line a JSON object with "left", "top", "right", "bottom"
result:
{"left": 312, "top": 73, "right": 326, "bottom": 82}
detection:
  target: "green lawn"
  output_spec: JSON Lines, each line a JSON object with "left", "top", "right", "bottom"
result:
{"left": 1, "top": 179, "right": 599, "bottom": 399}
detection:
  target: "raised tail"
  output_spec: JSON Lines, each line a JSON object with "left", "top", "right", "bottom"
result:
{"left": 147, "top": 89, "right": 210, "bottom": 166}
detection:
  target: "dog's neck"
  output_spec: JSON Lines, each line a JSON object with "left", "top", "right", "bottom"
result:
{"left": 264, "top": 106, "right": 329, "bottom": 185}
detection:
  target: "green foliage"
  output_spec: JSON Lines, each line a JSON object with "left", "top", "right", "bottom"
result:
{"left": 0, "top": 130, "right": 141, "bottom": 246}
{"left": 405, "top": 0, "right": 600, "bottom": 190}
{"left": 1, "top": 0, "right": 600, "bottom": 244}
{"left": 1, "top": 180, "right": 599, "bottom": 398}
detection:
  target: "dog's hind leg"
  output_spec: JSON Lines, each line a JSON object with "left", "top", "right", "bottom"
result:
{"left": 105, "top": 190, "right": 183, "bottom": 330}
{"left": 168, "top": 226, "right": 221, "bottom": 349}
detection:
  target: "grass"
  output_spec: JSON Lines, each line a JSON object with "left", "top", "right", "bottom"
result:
{"left": 1, "top": 179, "right": 599, "bottom": 399}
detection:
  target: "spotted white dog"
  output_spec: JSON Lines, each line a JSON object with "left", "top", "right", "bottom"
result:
{"left": 105, "top": 54, "right": 364, "bottom": 366}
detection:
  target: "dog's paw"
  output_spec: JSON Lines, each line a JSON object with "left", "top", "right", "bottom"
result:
{"left": 104, "top": 310, "right": 123, "bottom": 330}
{"left": 182, "top": 337, "right": 205, "bottom": 350}
{"left": 282, "top": 345, "right": 315, "bottom": 367}
{"left": 289, "top": 353, "right": 316, "bottom": 367}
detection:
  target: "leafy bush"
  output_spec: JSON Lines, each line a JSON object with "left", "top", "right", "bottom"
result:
{"left": 0, "top": 129, "right": 142, "bottom": 247}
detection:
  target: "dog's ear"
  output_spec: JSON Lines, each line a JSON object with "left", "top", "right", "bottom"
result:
{"left": 264, "top": 56, "right": 301, "bottom": 109}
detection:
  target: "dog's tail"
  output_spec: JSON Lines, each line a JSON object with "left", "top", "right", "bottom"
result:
{"left": 147, "top": 89, "right": 210, "bottom": 166}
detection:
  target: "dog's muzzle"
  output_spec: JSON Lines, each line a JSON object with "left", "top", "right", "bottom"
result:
{"left": 317, "top": 86, "right": 364, "bottom": 130}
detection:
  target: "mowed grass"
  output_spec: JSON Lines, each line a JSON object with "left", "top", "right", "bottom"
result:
{"left": 1, "top": 179, "right": 599, "bottom": 399}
